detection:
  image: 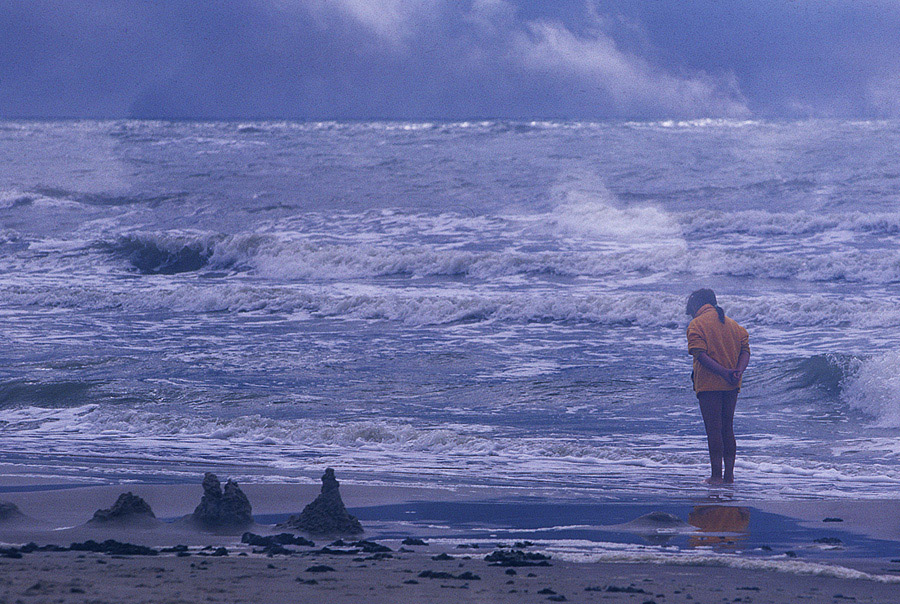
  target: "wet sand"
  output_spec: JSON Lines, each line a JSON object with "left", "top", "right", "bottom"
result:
{"left": 758, "top": 499, "right": 900, "bottom": 542}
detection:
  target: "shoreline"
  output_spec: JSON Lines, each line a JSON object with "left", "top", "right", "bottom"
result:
{"left": 2, "top": 480, "right": 899, "bottom": 546}
{"left": 2, "top": 480, "right": 898, "bottom": 557}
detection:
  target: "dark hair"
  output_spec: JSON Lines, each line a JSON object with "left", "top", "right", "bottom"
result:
{"left": 686, "top": 288, "right": 725, "bottom": 323}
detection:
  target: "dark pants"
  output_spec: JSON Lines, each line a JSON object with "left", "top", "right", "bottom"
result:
{"left": 697, "top": 390, "right": 738, "bottom": 481}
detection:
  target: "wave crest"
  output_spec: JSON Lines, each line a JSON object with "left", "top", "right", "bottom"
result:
{"left": 100, "top": 232, "right": 271, "bottom": 275}
{"left": 841, "top": 351, "right": 900, "bottom": 427}
{"left": 89, "top": 201, "right": 900, "bottom": 284}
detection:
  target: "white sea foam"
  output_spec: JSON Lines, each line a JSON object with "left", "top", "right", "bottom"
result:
{"left": 0, "top": 229, "right": 21, "bottom": 244}
{"left": 546, "top": 541, "right": 900, "bottom": 582}
{"left": 681, "top": 208, "right": 900, "bottom": 237}
{"left": 2, "top": 405, "right": 899, "bottom": 498}
{"left": 486, "top": 360, "right": 561, "bottom": 379}
{"left": 8, "top": 277, "right": 900, "bottom": 336}
{"left": 76, "top": 205, "right": 900, "bottom": 285}
{"left": 841, "top": 351, "right": 900, "bottom": 427}
{"left": 548, "top": 187, "right": 683, "bottom": 241}
{"left": 0, "top": 280, "right": 687, "bottom": 325}
{"left": 0, "top": 189, "right": 84, "bottom": 210}
{"left": 624, "top": 118, "right": 763, "bottom": 129}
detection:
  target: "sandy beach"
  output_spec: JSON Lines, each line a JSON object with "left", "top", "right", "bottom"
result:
{"left": 3, "top": 481, "right": 900, "bottom": 604}
{"left": 4, "top": 547, "right": 900, "bottom": 604}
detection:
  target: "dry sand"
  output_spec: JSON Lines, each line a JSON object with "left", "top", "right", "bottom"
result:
{"left": 3, "top": 547, "right": 900, "bottom": 604}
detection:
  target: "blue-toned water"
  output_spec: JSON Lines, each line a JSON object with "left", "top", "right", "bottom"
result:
{"left": 2, "top": 119, "right": 900, "bottom": 499}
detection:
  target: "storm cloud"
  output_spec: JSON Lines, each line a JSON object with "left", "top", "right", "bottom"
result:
{"left": 1, "top": 0, "right": 899, "bottom": 119}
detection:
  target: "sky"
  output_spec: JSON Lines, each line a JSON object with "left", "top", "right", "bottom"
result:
{"left": 2, "top": 0, "right": 900, "bottom": 120}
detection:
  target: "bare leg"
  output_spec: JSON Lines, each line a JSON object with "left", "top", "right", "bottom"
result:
{"left": 697, "top": 391, "right": 724, "bottom": 483}
{"left": 721, "top": 390, "right": 738, "bottom": 483}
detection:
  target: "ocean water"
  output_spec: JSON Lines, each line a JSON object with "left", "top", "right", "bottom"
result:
{"left": 2, "top": 119, "right": 900, "bottom": 501}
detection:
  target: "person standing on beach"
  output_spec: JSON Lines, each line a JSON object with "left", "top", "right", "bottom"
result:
{"left": 686, "top": 289, "right": 750, "bottom": 485}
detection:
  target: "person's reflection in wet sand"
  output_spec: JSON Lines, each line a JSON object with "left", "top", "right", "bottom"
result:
{"left": 688, "top": 505, "right": 750, "bottom": 548}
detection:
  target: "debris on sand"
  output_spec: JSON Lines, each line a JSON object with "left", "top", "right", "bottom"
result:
{"left": 402, "top": 537, "right": 428, "bottom": 546}
{"left": 69, "top": 539, "right": 158, "bottom": 556}
{"left": 418, "top": 570, "right": 481, "bottom": 580}
{"left": 484, "top": 549, "right": 551, "bottom": 567}
{"left": 241, "top": 532, "right": 315, "bottom": 548}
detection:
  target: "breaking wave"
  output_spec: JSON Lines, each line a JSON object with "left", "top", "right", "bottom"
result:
{"left": 841, "top": 351, "right": 900, "bottom": 427}
{"left": 8, "top": 281, "right": 900, "bottom": 331}
{"left": 3, "top": 404, "right": 899, "bottom": 498}
{"left": 772, "top": 351, "right": 900, "bottom": 428}
{"left": 87, "top": 234, "right": 900, "bottom": 287}
{"left": 0, "top": 405, "right": 689, "bottom": 474}
{"left": 782, "top": 355, "right": 849, "bottom": 394}
{"left": 682, "top": 208, "right": 900, "bottom": 238}
{"left": 1, "top": 283, "right": 685, "bottom": 326}
{"left": 102, "top": 233, "right": 219, "bottom": 274}
{"left": 85, "top": 198, "right": 900, "bottom": 284}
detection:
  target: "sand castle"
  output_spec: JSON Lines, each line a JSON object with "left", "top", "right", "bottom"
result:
{"left": 278, "top": 467, "right": 363, "bottom": 535}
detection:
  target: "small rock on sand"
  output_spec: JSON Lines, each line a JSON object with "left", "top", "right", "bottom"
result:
{"left": 402, "top": 538, "right": 428, "bottom": 546}
{"left": 484, "top": 549, "right": 552, "bottom": 567}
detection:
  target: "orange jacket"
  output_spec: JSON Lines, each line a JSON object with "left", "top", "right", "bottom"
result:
{"left": 687, "top": 304, "right": 750, "bottom": 392}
